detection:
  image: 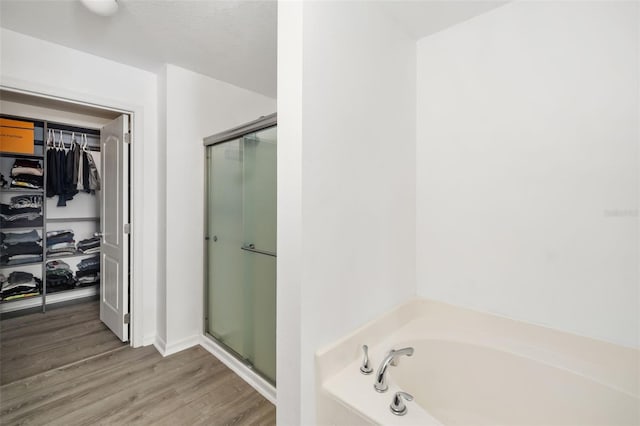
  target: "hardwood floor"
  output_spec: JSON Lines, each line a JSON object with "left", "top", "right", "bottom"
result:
{"left": 0, "top": 302, "right": 276, "bottom": 425}
{"left": 0, "top": 302, "right": 126, "bottom": 385}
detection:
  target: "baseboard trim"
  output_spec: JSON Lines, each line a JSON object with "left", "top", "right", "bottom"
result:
{"left": 164, "top": 335, "right": 200, "bottom": 356}
{"left": 200, "top": 335, "right": 277, "bottom": 405}
{"left": 153, "top": 334, "right": 200, "bottom": 357}
{"left": 142, "top": 334, "right": 156, "bottom": 347}
{"left": 154, "top": 335, "right": 167, "bottom": 356}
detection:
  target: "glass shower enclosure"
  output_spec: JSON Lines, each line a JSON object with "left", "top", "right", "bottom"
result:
{"left": 204, "top": 114, "right": 276, "bottom": 384}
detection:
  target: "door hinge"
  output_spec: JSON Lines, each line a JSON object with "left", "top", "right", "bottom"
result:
{"left": 124, "top": 223, "right": 131, "bottom": 234}
{"left": 124, "top": 131, "right": 132, "bottom": 144}
{"left": 124, "top": 313, "right": 130, "bottom": 324}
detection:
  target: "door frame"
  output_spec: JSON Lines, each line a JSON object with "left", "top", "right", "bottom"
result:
{"left": 0, "top": 81, "right": 142, "bottom": 347}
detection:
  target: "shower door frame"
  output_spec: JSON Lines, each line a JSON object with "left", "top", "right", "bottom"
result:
{"left": 202, "top": 113, "right": 277, "bottom": 398}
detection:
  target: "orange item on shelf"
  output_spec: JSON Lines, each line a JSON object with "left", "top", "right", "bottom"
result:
{"left": 0, "top": 118, "right": 35, "bottom": 154}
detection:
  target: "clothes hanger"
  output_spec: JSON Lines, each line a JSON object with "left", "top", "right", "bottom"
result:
{"left": 59, "top": 130, "right": 66, "bottom": 151}
{"left": 54, "top": 129, "right": 60, "bottom": 150}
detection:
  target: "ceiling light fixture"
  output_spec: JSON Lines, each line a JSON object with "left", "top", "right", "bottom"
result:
{"left": 80, "top": 0, "right": 119, "bottom": 17}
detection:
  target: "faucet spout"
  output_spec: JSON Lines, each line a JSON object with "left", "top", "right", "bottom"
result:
{"left": 374, "top": 347, "right": 414, "bottom": 393}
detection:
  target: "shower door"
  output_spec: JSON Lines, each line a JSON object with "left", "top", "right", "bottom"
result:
{"left": 205, "top": 119, "right": 276, "bottom": 384}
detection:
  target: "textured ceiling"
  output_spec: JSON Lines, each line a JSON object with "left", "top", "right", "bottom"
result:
{"left": 0, "top": 0, "right": 277, "bottom": 98}
{"left": 0, "top": 1, "right": 508, "bottom": 100}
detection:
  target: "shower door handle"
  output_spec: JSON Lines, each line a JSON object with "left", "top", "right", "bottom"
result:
{"left": 241, "top": 244, "right": 276, "bottom": 257}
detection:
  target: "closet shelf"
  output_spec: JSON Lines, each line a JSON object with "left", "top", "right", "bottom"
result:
{"left": 46, "top": 217, "right": 99, "bottom": 223}
{"left": 0, "top": 260, "right": 44, "bottom": 268}
{"left": 46, "top": 285, "right": 98, "bottom": 296}
{"left": 46, "top": 251, "right": 99, "bottom": 261}
{"left": 1, "top": 226, "right": 44, "bottom": 232}
{"left": 0, "top": 152, "right": 44, "bottom": 159}
{"left": 0, "top": 293, "right": 42, "bottom": 304}
{"left": 0, "top": 188, "right": 44, "bottom": 193}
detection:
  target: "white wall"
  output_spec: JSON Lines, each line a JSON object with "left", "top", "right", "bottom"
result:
{"left": 0, "top": 28, "right": 159, "bottom": 346}
{"left": 156, "top": 64, "right": 275, "bottom": 354}
{"left": 416, "top": 1, "right": 639, "bottom": 348}
{"left": 282, "top": 2, "right": 417, "bottom": 423}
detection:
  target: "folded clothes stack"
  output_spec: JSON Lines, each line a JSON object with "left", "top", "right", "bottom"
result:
{"left": 76, "top": 255, "right": 100, "bottom": 286}
{"left": 0, "top": 202, "right": 43, "bottom": 229}
{"left": 46, "top": 229, "right": 76, "bottom": 257}
{"left": 0, "top": 271, "right": 42, "bottom": 301}
{"left": 0, "top": 229, "right": 41, "bottom": 245}
{"left": 77, "top": 236, "right": 100, "bottom": 254}
{"left": 10, "top": 194, "right": 43, "bottom": 209}
{"left": 10, "top": 159, "right": 44, "bottom": 190}
{"left": 46, "top": 260, "right": 76, "bottom": 293}
{"left": 0, "top": 230, "right": 43, "bottom": 266}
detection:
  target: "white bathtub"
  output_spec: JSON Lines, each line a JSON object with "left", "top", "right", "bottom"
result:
{"left": 316, "top": 299, "right": 639, "bottom": 425}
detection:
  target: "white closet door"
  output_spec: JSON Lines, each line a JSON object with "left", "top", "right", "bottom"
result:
{"left": 100, "top": 115, "right": 129, "bottom": 341}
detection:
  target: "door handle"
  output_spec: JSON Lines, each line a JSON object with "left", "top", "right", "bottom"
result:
{"left": 241, "top": 244, "right": 276, "bottom": 257}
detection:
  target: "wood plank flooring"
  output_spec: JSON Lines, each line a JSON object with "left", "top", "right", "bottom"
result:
{"left": 0, "top": 302, "right": 276, "bottom": 425}
{"left": 0, "top": 302, "right": 126, "bottom": 385}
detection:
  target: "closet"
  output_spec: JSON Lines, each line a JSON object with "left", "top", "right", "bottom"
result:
{"left": 0, "top": 90, "right": 131, "bottom": 341}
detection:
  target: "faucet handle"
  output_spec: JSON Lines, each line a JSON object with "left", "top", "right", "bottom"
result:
{"left": 360, "top": 345, "right": 373, "bottom": 374}
{"left": 390, "top": 391, "right": 414, "bottom": 416}
{"left": 390, "top": 347, "right": 414, "bottom": 366}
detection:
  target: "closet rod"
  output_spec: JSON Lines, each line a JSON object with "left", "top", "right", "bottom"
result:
{"left": 46, "top": 123, "right": 100, "bottom": 136}
{"left": 47, "top": 142, "right": 100, "bottom": 152}
{"left": 48, "top": 129, "right": 100, "bottom": 138}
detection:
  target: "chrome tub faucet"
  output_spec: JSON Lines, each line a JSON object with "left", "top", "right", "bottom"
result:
{"left": 374, "top": 347, "right": 414, "bottom": 392}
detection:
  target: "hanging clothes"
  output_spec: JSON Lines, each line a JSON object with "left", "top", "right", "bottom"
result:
{"left": 82, "top": 150, "right": 90, "bottom": 193}
{"left": 46, "top": 130, "right": 99, "bottom": 203}
{"left": 46, "top": 130, "right": 58, "bottom": 198}
{"left": 71, "top": 133, "right": 80, "bottom": 187}
{"left": 46, "top": 130, "right": 78, "bottom": 207}
{"left": 62, "top": 142, "right": 79, "bottom": 201}
{"left": 56, "top": 141, "right": 68, "bottom": 207}
{"left": 77, "top": 145, "right": 84, "bottom": 190}
{"left": 80, "top": 134, "right": 101, "bottom": 194}
{"left": 86, "top": 151, "right": 101, "bottom": 193}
